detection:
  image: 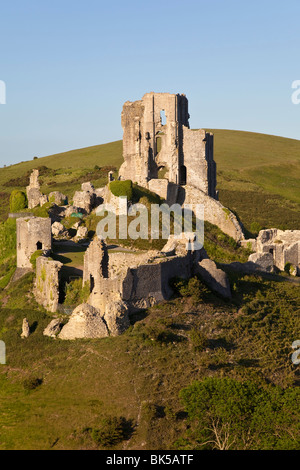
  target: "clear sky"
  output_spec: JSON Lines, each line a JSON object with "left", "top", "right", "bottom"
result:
{"left": 0, "top": 0, "right": 300, "bottom": 166}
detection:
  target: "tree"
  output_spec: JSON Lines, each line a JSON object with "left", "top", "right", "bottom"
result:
{"left": 178, "top": 377, "right": 299, "bottom": 450}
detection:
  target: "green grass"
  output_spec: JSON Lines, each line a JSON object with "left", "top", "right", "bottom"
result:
{"left": 0, "top": 129, "right": 299, "bottom": 449}
{"left": 0, "top": 269, "right": 299, "bottom": 450}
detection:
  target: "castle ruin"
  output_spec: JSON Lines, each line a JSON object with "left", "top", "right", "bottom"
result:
{"left": 16, "top": 216, "right": 52, "bottom": 268}
{"left": 119, "top": 92, "right": 217, "bottom": 198}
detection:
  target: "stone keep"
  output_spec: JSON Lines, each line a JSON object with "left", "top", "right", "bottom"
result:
{"left": 119, "top": 92, "right": 217, "bottom": 199}
{"left": 16, "top": 217, "right": 52, "bottom": 268}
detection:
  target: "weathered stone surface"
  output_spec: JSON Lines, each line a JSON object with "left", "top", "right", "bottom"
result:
{"left": 35, "top": 257, "right": 63, "bottom": 312}
{"left": 116, "top": 92, "right": 244, "bottom": 242}
{"left": 183, "top": 185, "right": 244, "bottom": 242}
{"left": 39, "top": 194, "right": 48, "bottom": 206}
{"left": 58, "top": 303, "right": 109, "bottom": 340}
{"left": 81, "top": 182, "right": 95, "bottom": 193}
{"left": 64, "top": 205, "right": 78, "bottom": 217}
{"left": 83, "top": 237, "right": 109, "bottom": 286}
{"left": 43, "top": 318, "right": 63, "bottom": 337}
{"left": 26, "top": 169, "right": 42, "bottom": 209}
{"left": 161, "top": 233, "right": 208, "bottom": 261}
{"left": 119, "top": 92, "right": 216, "bottom": 198}
{"left": 21, "top": 318, "right": 30, "bottom": 338}
{"left": 73, "top": 190, "right": 96, "bottom": 214}
{"left": 74, "top": 225, "right": 88, "bottom": 241}
{"left": 16, "top": 217, "right": 52, "bottom": 268}
{"left": 195, "top": 259, "right": 231, "bottom": 299}
{"left": 51, "top": 221, "right": 66, "bottom": 237}
{"left": 49, "top": 191, "right": 68, "bottom": 205}
{"left": 103, "top": 300, "right": 130, "bottom": 336}
{"left": 248, "top": 252, "right": 274, "bottom": 273}
{"left": 253, "top": 229, "right": 300, "bottom": 273}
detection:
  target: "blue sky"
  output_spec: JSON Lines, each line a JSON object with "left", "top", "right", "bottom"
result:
{"left": 0, "top": 0, "right": 300, "bottom": 166}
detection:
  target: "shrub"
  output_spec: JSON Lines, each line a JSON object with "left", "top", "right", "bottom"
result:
{"left": 109, "top": 180, "right": 133, "bottom": 201}
{"left": 250, "top": 221, "right": 262, "bottom": 236}
{"left": 9, "top": 190, "right": 28, "bottom": 213}
{"left": 189, "top": 329, "right": 208, "bottom": 352}
{"left": 30, "top": 250, "right": 43, "bottom": 269}
{"left": 64, "top": 278, "right": 90, "bottom": 306}
{"left": 89, "top": 416, "right": 134, "bottom": 448}
{"left": 23, "top": 377, "right": 43, "bottom": 391}
{"left": 0, "top": 218, "right": 17, "bottom": 263}
{"left": 170, "top": 277, "right": 206, "bottom": 303}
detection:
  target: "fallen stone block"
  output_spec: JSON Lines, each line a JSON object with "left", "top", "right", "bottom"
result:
{"left": 58, "top": 303, "right": 109, "bottom": 340}
{"left": 103, "top": 300, "right": 130, "bottom": 336}
{"left": 43, "top": 318, "right": 63, "bottom": 338}
{"left": 195, "top": 259, "right": 231, "bottom": 299}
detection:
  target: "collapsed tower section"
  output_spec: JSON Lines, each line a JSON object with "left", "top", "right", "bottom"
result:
{"left": 119, "top": 92, "right": 217, "bottom": 199}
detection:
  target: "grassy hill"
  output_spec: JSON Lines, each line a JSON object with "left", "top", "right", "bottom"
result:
{"left": 0, "top": 129, "right": 299, "bottom": 234}
{"left": 0, "top": 130, "right": 299, "bottom": 450}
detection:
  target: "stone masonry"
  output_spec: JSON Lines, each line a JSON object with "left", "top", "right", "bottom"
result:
{"left": 119, "top": 92, "right": 217, "bottom": 198}
{"left": 16, "top": 216, "right": 52, "bottom": 268}
{"left": 117, "top": 92, "right": 244, "bottom": 241}
{"left": 250, "top": 229, "right": 300, "bottom": 274}
{"left": 26, "top": 169, "right": 43, "bottom": 209}
{"left": 35, "top": 256, "right": 63, "bottom": 312}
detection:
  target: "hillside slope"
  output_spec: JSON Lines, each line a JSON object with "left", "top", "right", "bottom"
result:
{"left": 0, "top": 130, "right": 299, "bottom": 233}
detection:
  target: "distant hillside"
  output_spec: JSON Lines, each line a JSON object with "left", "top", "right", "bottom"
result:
{"left": 0, "top": 130, "right": 299, "bottom": 234}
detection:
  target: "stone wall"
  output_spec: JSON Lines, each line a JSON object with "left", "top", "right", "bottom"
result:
{"left": 119, "top": 92, "right": 216, "bottom": 198}
{"left": 253, "top": 229, "right": 300, "bottom": 272}
{"left": 84, "top": 235, "right": 198, "bottom": 313}
{"left": 35, "top": 256, "right": 63, "bottom": 312}
{"left": 16, "top": 217, "right": 52, "bottom": 268}
{"left": 83, "top": 237, "right": 109, "bottom": 287}
{"left": 183, "top": 185, "right": 244, "bottom": 242}
{"left": 26, "top": 169, "right": 43, "bottom": 209}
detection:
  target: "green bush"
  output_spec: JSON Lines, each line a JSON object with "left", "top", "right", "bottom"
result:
{"left": 30, "top": 250, "right": 43, "bottom": 269}
{"left": 0, "top": 218, "right": 16, "bottom": 263}
{"left": 189, "top": 329, "right": 208, "bottom": 352}
{"left": 89, "top": 416, "right": 134, "bottom": 448}
{"left": 170, "top": 277, "right": 206, "bottom": 303}
{"left": 23, "top": 377, "right": 43, "bottom": 391}
{"left": 9, "top": 190, "right": 28, "bottom": 213}
{"left": 250, "top": 221, "right": 262, "bottom": 236}
{"left": 109, "top": 180, "right": 133, "bottom": 201}
{"left": 64, "top": 278, "right": 90, "bottom": 306}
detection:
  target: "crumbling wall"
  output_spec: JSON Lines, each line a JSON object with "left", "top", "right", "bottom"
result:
{"left": 72, "top": 182, "right": 101, "bottom": 213}
{"left": 182, "top": 128, "right": 217, "bottom": 198}
{"left": 254, "top": 229, "right": 300, "bottom": 272}
{"left": 84, "top": 235, "right": 196, "bottom": 313}
{"left": 83, "top": 237, "right": 109, "bottom": 287}
{"left": 35, "top": 256, "right": 63, "bottom": 312}
{"left": 183, "top": 185, "right": 244, "bottom": 242}
{"left": 26, "top": 169, "right": 43, "bottom": 209}
{"left": 16, "top": 217, "right": 52, "bottom": 268}
{"left": 119, "top": 92, "right": 216, "bottom": 197}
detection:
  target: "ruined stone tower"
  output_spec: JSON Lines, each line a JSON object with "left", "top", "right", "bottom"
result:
{"left": 119, "top": 92, "right": 217, "bottom": 199}
{"left": 16, "top": 216, "right": 52, "bottom": 268}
